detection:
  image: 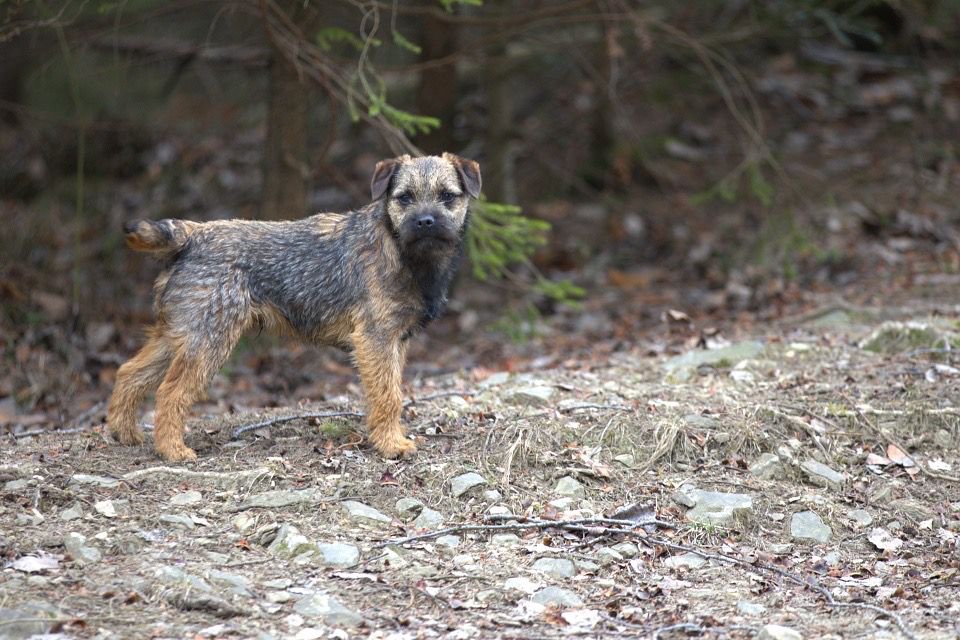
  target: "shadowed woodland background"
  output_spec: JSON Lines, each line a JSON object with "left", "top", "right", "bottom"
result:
{"left": 1, "top": 0, "right": 959, "bottom": 432}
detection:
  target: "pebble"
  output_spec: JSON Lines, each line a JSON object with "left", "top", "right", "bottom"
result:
{"left": 529, "top": 586, "right": 583, "bottom": 607}
{"left": 264, "top": 578, "right": 294, "bottom": 589}
{"left": 490, "top": 533, "right": 520, "bottom": 546}
{"left": 68, "top": 474, "right": 120, "bottom": 488}
{"left": 412, "top": 507, "right": 444, "bottom": 530}
{"left": 736, "top": 600, "right": 767, "bottom": 616}
{"left": 532, "top": 557, "right": 577, "bottom": 578}
{"left": 3, "top": 479, "right": 30, "bottom": 491}
{"left": 613, "top": 454, "right": 635, "bottom": 466}
{"left": 450, "top": 472, "right": 488, "bottom": 497}
{"left": 95, "top": 500, "right": 119, "bottom": 518}
{"left": 749, "top": 453, "right": 783, "bottom": 479}
{"left": 504, "top": 576, "right": 541, "bottom": 594}
{"left": 159, "top": 513, "right": 195, "bottom": 530}
{"left": 554, "top": 476, "right": 585, "bottom": 498}
{"left": 800, "top": 460, "right": 845, "bottom": 490}
{"left": 0, "top": 605, "right": 56, "bottom": 639}
{"left": 232, "top": 512, "right": 256, "bottom": 534}
{"left": 684, "top": 488, "right": 754, "bottom": 526}
{"left": 293, "top": 593, "right": 364, "bottom": 627}
{"left": 235, "top": 488, "right": 323, "bottom": 511}
{"left": 611, "top": 542, "right": 638, "bottom": 558}
{"left": 59, "top": 503, "right": 83, "bottom": 522}
{"left": 596, "top": 548, "right": 624, "bottom": 565}
{"left": 341, "top": 501, "right": 391, "bottom": 526}
{"left": 758, "top": 624, "right": 803, "bottom": 640}
{"left": 509, "top": 386, "right": 555, "bottom": 406}
{"left": 207, "top": 570, "right": 252, "bottom": 597}
{"left": 482, "top": 489, "right": 503, "bottom": 503}
{"left": 64, "top": 533, "right": 101, "bottom": 565}
{"left": 170, "top": 490, "right": 203, "bottom": 506}
{"left": 311, "top": 542, "right": 358, "bottom": 569}
{"left": 268, "top": 524, "right": 317, "bottom": 558}
{"left": 266, "top": 591, "right": 292, "bottom": 604}
{"left": 395, "top": 497, "right": 424, "bottom": 519}
{"left": 487, "top": 505, "right": 512, "bottom": 516}
{"left": 663, "top": 552, "right": 706, "bottom": 569}
{"left": 435, "top": 535, "right": 460, "bottom": 549}
{"left": 549, "top": 497, "right": 575, "bottom": 509}
{"left": 847, "top": 509, "right": 873, "bottom": 527}
{"left": 791, "top": 511, "right": 832, "bottom": 543}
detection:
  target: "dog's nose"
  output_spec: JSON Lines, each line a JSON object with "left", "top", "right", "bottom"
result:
{"left": 416, "top": 214, "right": 435, "bottom": 228}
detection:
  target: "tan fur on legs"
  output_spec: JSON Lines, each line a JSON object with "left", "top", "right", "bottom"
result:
{"left": 107, "top": 330, "right": 174, "bottom": 446}
{"left": 353, "top": 329, "right": 414, "bottom": 458}
{"left": 152, "top": 349, "right": 206, "bottom": 462}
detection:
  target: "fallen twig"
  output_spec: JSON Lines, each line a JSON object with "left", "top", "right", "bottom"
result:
{"left": 231, "top": 411, "right": 365, "bottom": 439}
{"left": 121, "top": 466, "right": 273, "bottom": 490}
{"left": 377, "top": 515, "right": 918, "bottom": 640}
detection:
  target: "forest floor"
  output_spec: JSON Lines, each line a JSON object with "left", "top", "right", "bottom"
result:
{"left": 2, "top": 279, "right": 959, "bottom": 640}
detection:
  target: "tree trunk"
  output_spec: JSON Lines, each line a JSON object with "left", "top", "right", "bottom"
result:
{"left": 415, "top": 13, "right": 457, "bottom": 154}
{"left": 482, "top": 41, "right": 515, "bottom": 203}
{"left": 261, "top": 41, "right": 308, "bottom": 219}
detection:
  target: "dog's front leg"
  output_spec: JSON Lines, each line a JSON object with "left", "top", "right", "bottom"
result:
{"left": 352, "top": 327, "right": 415, "bottom": 458}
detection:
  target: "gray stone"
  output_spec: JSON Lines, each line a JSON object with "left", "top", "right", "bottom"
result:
{"left": 575, "top": 559, "right": 600, "bottom": 572}
{"left": 154, "top": 565, "right": 246, "bottom": 618}
{"left": 758, "top": 624, "right": 803, "bottom": 640}
{"left": 683, "top": 414, "right": 718, "bottom": 428}
{"left": 3, "top": 479, "right": 29, "bottom": 491}
{"left": 479, "top": 371, "right": 511, "bottom": 388}
{"left": 159, "top": 513, "right": 195, "bottom": 530}
{"left": 316, "top": 543, "right": 360, "bottom": 569}
{"left": 412, "top": 507, "right": 444, "bottom": 530}
{"left": 800, "top": 460, "right": 845, "bottom": 490}
{"left": 0, "top": 606, "right": 57, "bottom": 639}
{"left": 435, "top": 535, "right": 460, "bottom": 549}
{"left": 671, "top": 485, "right": 697, "bottom": 508}
{"left": 491, "top": 534, "right": 520, "bottom": 546}
{"left": 749, "top": 453, "right": 783, "bottom": 479}
{"left": 549, "top": 497, "right": 575, "bottom": 510}
{"left": 610, "top": 542, "right": 638, "bottom": 558}
{"left": 487, "top": 505, "right": 512, "bottom": 516}
{"left": 395, "top": 497, "right": 424, "bottom": 519}
{"left": 663, "top": 552, "right": 705, "bottom": 569}
{"left": 207, "top": 570, "right": 252, "bottom": 597}
{"left": 530, "top": 586, "right": 584, "bottom": 608}
{"left": 59, "top": 503, "right": 84, "bottom": 521}
{"left": 264, "top": 578, "right": 293, "bottom": 589}
{"left": 266, "top": 591, "right": 292, "bottom": 604}
{"left": 482, "top": 489, "right": 503, "bottom": 502}
{"left": 791, "top": 511, "right": 832, "bottom": 543}
{"left": 64, "top": 533, "right": 101, "bottom": 565}
{"left": 532, "top": 557, "right": 577, "bottom": 578}
{"left": 293, "top": 593, "right": 364, "bottom": 627}
{"left": 267, "top": 524, "right": 317, "bottom": 558}
{"left": 595, "top": 548, "right": 624, "bottom": 565}
{"left": 450, "top": 472, "right": 487, "bottom": 497}
{"left": 664, "top": 341, "right": 764, "bottom": 372}
{"left": 170, "top": 490, "right": 203, "bottom": 506}
{"left": 685, "top": 489, "right": 754, "bottom": 527}
{"left": 232, "top": 512, "right": 256, "bottom": 534}
{"left": 68, "top": 474, "right": 119, "bottom": 488}
{"left": 504, "top": 576, "right": 541, "bottom": 594}
{"left": 613, "top": 454, "right": 635, "bottom": 466}
{"left": 509, "top": 386, "right": 555, "bottom": 406}
{"left": 234, "top": 488, "right": 323, "bottom": 511}
{"left": 823, "top": 551, "right": 841, "bottom": 567}
{"left": 847, "top": 509, "right": 873, "bottom": 527}
{"left": 341, "top": 501, "right": 391, "bottom": 526}
{"left": 554, "top": 476, "right": 585, "bottom": 498}
{"left": 736, "top": 600, "right": 767, "bottom": 616}
{"left": 95, "top": 499, "right": 119, "bottom": 518}
{"left": 889, "top": 498, "right": 936, "bottom": 522}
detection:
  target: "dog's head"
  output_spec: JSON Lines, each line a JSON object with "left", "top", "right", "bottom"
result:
{"left": 370, "top": 153, "right": 481, "bottom": 258}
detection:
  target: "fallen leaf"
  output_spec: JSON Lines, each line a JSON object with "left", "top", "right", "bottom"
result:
{"left": 868, "top": 528, "right": 903, "bottom": 552}
{"left": 886, "top": 444, "right": 914, "bottom": 467}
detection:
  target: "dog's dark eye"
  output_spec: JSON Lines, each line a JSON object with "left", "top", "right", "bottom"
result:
{"left": 396, "top": 192, "right": 414, "bottom": 206}
{"left": 439, "top": 191, "right": 458, "bottom": 204}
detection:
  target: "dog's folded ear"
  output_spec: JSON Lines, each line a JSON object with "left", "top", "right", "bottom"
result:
{"left": 371, "top": 154, "right": 411, "bottom": 201}
{"left": 442, "top": 152, "right": 482, "bottom": 198}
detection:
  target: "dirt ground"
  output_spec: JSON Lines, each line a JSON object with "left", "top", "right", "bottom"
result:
{"left": 2, "top": 282, "right": 959, "bottom": 640}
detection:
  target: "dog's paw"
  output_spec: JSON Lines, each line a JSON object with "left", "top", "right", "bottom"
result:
{"left": 155, "top": 442, "right": 198, "bottom": 462}
{"left": 109, "top": 423, "right": 144, "bottom": 446}
{"left": 372, "top": 433, "right": 417, "bottom": 459}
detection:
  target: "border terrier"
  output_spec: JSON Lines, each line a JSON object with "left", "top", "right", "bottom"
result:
{"left": 108, "top": 153, "right": 481, "bottom": 462}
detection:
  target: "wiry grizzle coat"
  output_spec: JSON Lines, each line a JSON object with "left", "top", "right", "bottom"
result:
{"left": 108, "top": 153, "right": 481, "bottom": 462}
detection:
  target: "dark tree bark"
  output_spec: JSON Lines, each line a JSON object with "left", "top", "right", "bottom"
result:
{"left": 482, "top": 41, "right": 514, "bottom": 203}
{"left": 415, "top": 12, "right": 457, "bottom": 154}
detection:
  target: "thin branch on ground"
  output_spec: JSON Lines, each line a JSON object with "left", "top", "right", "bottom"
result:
{"left": 376, "top": 515, "right": 918, "bottom": 640}
{"left": 231, "top": 411, "right": 366, "bottom": 439}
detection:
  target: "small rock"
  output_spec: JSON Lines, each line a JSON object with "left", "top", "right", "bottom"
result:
{"left": 800, "top": 460, "right": 845, "bottom": 490}
{"left": 530, "top": 586, "right": 583, "bottom": 608}
{"left": 435, "top": 535, "right": 460, "bottom": 549}
{"left": 613, "top": 454, "right": 635, "bottom": 466}
{"left": 68, "top": 474, "right": 119, "bottom": 488}
{"left": 847, "top": 509, "right": 873, "bottom": 527}
{"left": 294, "top": 593, "right": 364, "bottom": 627}
{"left": 549, "top": 497, "right": 575, "bottom": 510}
{"left": 509, "top": 386, "right": 555, "bottom": 406}
{"left": 234, "top": 488, "right": 323, "bottom": 511}
{"left": 412, "top": 507, "right": 444, "bottom": 530}
{"left": 267, "top": 524, "right": 317, "bottom": 558}
{"left": 482, "top": 489, "right": 503, "bottom": 503}
{"left": 316, "top": 543, "right": 360, "bottom": 569}
{"left": 266, "top": 591, "right": 292, "bottom": 604}
{"left": 504, "top": 576, "right": 541, "bottom": 594}
{"left": 823, "top": 551, "right": 841, "bottom": 567}
{"left": 64, "top": 533, "right": 101, "bottom": 565}
{"left": 685, "top": 489, "right": 754, "bottom": 527}
{"left": 59, "top": 503, "right": 84, "bottom": 522}
{"left": 264, "top": 578, "right": 293, "bottom": 589}
{"left": 889, "top": 498, "right": 936, "bottom": 522}
{"left": 671, "top": 485, "right": 697, "bottom": 508}
{"left": 487, "top": 505, "right": 512, "bottom": 516}
{"left": 610, "top": 542, "right": 638, "bottom": 558}
{"left": 450, "top": 472, "right": 487, "bottom": 498}
{"left": 758, "top": 624, "right": 803, "bottom": 640}
{"left": 159, "top": 513, "right": 195, "bottom": 530}
{"left": 395, "top": 497, "right": 424, "bottom": 519}
{"left": 532, "top": 557, "right": 576, "bottom": 578}
{"left": 232, "top": 512, "right": 256, "bottom": 534}
{"left": 749, "top": 453, "right": 783, "bottom": 479}
{"left": 479, "top": 371, "right": 511, "bottom": 388}
{"left": 683, "top": 414, "right": 718, "bottom": 428}
{"left": 595, "top": 548, "right": 624, "bottom": 565}
{"left": 341, "top": 501, "right": 391, "bottom": 527}
{"left": 170, "top": 490, "right": 203, "bottom": 506}
{"left": 554, "top": 476, "right": 585, "bottom": 498}
{"left": 575, "top": 559, "right": 599, "bottom": 572}
{"left": 3, "top": 479, "right": 29, "bottom": 492}
{"left": 663, "top": 552, "right": 705, "bottom": 569}
{"left": 491, "top": 534, "right": 520, "bottom": 546}
{"left": 95, "top": 500, "right": 118, "bottom": 518}
{"left": 791, "top": 511, "right": 832, "bottom": 543}
{"left": 736, "top": 600, "right": 767, "bottom": 616}
{"left": 664, "top": 341, "right": 764, "bottom": 373}
{"left": 207, "top": 570, "right": 252, "bottom": 597}
{"left": 0, "top": 605, "right": 57, "bottom": 639}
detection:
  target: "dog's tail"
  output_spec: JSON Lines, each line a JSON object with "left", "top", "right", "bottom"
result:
{"left": 123, "top": 219, "right": 199, "bottom": 255}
